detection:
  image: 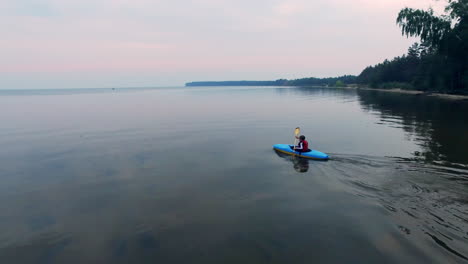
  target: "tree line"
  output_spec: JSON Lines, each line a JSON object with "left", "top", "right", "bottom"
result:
{"left": 185, "top": 75, "right": 357, "bottom": 87}
{"left": 357, "top": 0, "right": 467, "bottom": 94}
{"left": 280, "top": 75, "right": 357, "bottom": 87}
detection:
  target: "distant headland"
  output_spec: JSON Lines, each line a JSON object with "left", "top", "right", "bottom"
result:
{"left": 186, "top": 81, "right": 281, "bottom": 86}
{"left": 185, "top": 75, "right": 357, "bottom": 87}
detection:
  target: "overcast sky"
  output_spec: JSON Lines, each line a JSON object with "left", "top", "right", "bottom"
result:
{"left": 0, "top": 0, "right": 446, "bottom": 89}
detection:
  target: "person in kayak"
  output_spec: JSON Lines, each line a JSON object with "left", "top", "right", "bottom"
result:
{"left": 293, "top": 135, "right": 310, "bottom": 152}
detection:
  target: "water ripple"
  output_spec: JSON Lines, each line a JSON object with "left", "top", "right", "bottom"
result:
{"left": 327, "top": 154, "right": 468, "bottom": 262}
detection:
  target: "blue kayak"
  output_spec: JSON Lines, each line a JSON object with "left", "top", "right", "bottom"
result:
{"left": 273, "top": 144, "right": 329, "bottom": 160}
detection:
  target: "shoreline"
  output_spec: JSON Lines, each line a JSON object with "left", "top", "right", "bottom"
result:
{"left": 353, "top": 87, "right": 468, "bottom": 100}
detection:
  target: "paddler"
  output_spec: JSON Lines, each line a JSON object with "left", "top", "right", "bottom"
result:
{"left": 293, "top": 135, "right": 310, "bottom": 153}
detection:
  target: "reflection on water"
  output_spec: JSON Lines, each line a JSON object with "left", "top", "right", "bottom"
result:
{"left": 292, "top": 157, "right": 309, "bottom": 173}
{"left": 357, "top": 89, "right": 468, "bottom": 165}
{"left": 0, "top": 86, "right": 467, "bottom": 263}
{"left": 273, "top": 150, "right": 310, "bottom": 173}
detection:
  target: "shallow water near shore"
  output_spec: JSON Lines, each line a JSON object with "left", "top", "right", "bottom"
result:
{"left": 0, "top": 86, "right": 467, "bottom": 263}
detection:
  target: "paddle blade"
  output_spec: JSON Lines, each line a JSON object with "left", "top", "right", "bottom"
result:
{"left": 294, "top": 127, "right": 300, "bottom": 136}
{"left": 293, "top": 127, "right": 300, "bottom": 147}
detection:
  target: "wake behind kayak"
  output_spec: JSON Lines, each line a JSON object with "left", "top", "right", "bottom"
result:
{"left": 273, "top": 144, "right": 329, "bottom": 160}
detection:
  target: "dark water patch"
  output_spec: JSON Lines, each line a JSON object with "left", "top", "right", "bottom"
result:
{"left": 110, "top": 232, "right": 161, "bottom": 262}
{"left": 137, "top": 232, "right": 160, "bottom": 251}
{"left": 425, "top": 232, "right": 468, "bottom": 261}
{"left": 28, "top": 215, "right": 56, "bottom": 232}
{"left": 113, "top": 239, "right": 128, "bottom": 258}
{"left": 38, "top": 236, "right": 72, "bottom": 264}
{"left": 0, "top": 233, "right": 72, "bottom": 264}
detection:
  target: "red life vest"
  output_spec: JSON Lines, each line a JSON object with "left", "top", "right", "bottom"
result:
{"left": 296, "top": 140, "right": 309, "bottom": 151}
{"left": 302, "top": 140, "right": 309, "bottom": 151}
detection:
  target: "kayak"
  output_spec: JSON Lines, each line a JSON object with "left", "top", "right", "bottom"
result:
{"left": 273, "top": 144, "right": 329, "bottom": 160}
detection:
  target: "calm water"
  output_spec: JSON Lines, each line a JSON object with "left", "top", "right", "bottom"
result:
{"left": 0, "top": 86, "right": 467, "bottom": 263}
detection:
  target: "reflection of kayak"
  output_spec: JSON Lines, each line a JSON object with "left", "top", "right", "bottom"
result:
{"left": 274, "top": 150, "right": 310, "bottom": 172}
{"left": 273, "top": 144, "right": 329, "bottom": 160}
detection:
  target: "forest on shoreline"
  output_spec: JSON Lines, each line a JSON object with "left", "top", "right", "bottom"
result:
{"left": 357, "top": 0, "right": 467, "bottom": 94}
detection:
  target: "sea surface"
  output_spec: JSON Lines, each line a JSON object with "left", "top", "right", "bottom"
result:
{"left": 0, "top": 86, "right": 467, "bottom": 263}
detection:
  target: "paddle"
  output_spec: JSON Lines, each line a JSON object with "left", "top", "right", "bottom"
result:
{"left": 293, "top": 127, "right": 300, "bottom": 150}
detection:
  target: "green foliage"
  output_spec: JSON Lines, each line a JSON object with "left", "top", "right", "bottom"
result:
{"left": 186, "top": 76, "right": 357, "bottom": 87}
{"left": 335, "top": 80, "right": 345, "bottom": 87}
{"left": 397, "top": 8, "right": 451, "bottom": 48}
{"left": 359, "top": 0, "right": 467, "bottom": 93}
{"left": 286, "top": 75, "right": 356, "bottom": 87}
{"left": 446, "top": 0, "right": 468, "bottom": 21}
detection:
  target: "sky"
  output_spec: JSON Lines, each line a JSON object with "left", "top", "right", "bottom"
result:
{"left": 0, "top": 0, "right": 446, "bottom": 89}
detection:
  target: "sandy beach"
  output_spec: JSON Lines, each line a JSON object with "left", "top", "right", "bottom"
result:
{"left": 356, "top": 87, "right": 468, "bottom": 100}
